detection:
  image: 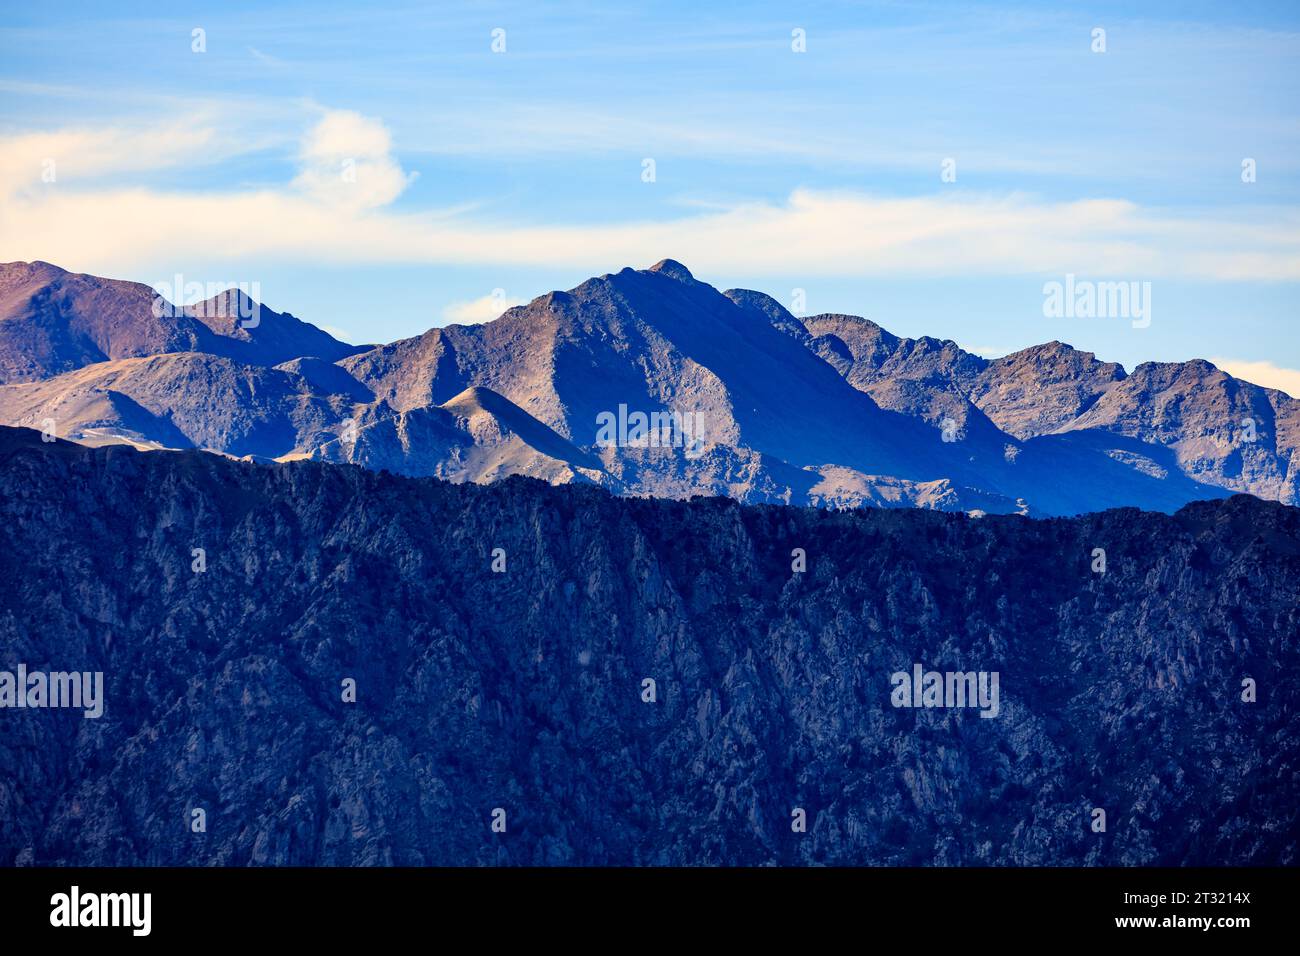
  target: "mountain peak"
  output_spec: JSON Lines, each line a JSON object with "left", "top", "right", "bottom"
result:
{"left": 184, "top": 287, "right": 262, "bottom": 332}
{"left": 0, "top": 259, "right": 66, "bottom": 278}
{"left": 1010, "top": 340, "right": 1087, "bottom": 360}
{"left": 646, "top": 259, "right": 694, "bottom": 281}
{"left": 725, "top": 288, "right": 797, "bottom": 324}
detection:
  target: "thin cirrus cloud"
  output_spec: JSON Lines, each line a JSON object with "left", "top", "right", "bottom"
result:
{"left": 1, "top": 108, "right": 1298, "bottom": 283}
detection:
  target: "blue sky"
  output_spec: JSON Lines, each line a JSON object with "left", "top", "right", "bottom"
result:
{"left": 1, "top": 1, "right": 1297, "bottom": 391}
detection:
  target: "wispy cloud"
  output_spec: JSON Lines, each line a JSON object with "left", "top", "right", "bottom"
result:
{"left": 0, "top": 120, "right": 223, "bottom": 188}
{"left": 3, "top": 112, "right": 1297, "bottom": 284}
{"left": 246, "top": 46, "right": 288, "bottom": 69}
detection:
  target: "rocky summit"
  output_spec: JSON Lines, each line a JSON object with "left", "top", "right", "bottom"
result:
{"left": 0, "top": 428, "right": 1295, "bottom": 865}
{"left": 2, "top": 260, "right": 1298, "bottom": 516}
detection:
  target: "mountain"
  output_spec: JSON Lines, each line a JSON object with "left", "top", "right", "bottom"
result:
{"left": 0, "top": 352, "right": 358, "bottom": 456}
{"left": 0, "top": 261, "right": 363, "bottom": 384}
{"left": 0, "top": 258, "right": 1296, "bottom": 516}
{"left": 1062, "top": 359, "right": 1300, "bottom": 501}
{"left": 344, "top": 260, "right": 935, "bottom": 474}
{"left": 968, "top": 342, "right": 1127, "bottom": 439}
{"left": 0, "top": 261, "right": 206, "bottom": 382}
{"left": 0, "top": 427, "right": 1295, "bottom": 865}
{"left": 183, "top": 286, "right": 365, "bottom": 366}
{"left": 313, "top": 385, "right": 610, "bottom": 486}
{"left": 340, "top": 259, "right": 1020, "bottom": 506}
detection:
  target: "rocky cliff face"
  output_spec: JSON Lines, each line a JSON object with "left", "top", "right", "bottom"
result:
{"left": 1, "top": 426, "right": 1294, "bottom": 866}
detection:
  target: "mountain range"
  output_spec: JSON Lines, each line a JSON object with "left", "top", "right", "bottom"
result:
{"left": 2, "top": 258, "right": 1296, "bottom": 516}
{"left": 1, "top": 427, "right": 1295, "bottom": 865}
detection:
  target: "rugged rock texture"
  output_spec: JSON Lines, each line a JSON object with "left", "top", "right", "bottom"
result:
{"left": 0, "top": 352, "right": 358, "bottom": 456}
{"left": 1066, "top": 360, "right": 1300, "bottom": 503}
{"left": 968, "top": 341, "right": 1127, "bottom": 439}
{"left": 2, "top": 259, "right": 1297, "bottom": 515}
{"left": 776, "top": 309, "right": 1300, "bottom": 509}
{"left": 0, "top": 427, "right": 1295, "bottom": 866}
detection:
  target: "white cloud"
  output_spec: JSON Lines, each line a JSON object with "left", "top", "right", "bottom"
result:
{"left": 1210, "top": 358, "right": 1300, "bottom": 399}
{"left": 443, "top": 293, "right": 524, "bottom": 325}
{"left": 0, "top": 121, "right": 222, "bottom": 191}
{"left": 2, "top": 114, "right": 1298, "bottom": 284}
{"left": 960, "top": 344, "right": 1015, "bottom": 359}
{"left": 291, "top": 109, "right": 416, "bottom": 211}
{"left": 320, "top": 325, "right": 358, "bottom": 344}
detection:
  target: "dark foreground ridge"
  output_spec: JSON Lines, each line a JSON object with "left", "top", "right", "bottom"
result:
{"left": 0, "top": 426, "right": 1296, "bottom": 865}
